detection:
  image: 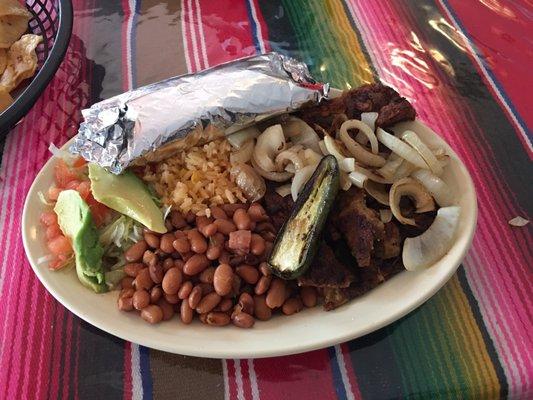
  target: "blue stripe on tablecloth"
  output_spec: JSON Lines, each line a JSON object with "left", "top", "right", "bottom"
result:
{"left": 140, "top": 345, "right": 153, "bottom": 400}
{"left": 328, "top": 346, "right": 348, "bottom": 400}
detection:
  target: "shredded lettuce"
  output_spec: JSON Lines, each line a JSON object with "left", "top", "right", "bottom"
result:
{"left": 99, "top": 215, "right": 143, "bottom": 279}
{"left": 105, "top": 269, "right": 126, "bottom": 289}
{"left": 37, "top": 191, "right": 54, "bottom": 207}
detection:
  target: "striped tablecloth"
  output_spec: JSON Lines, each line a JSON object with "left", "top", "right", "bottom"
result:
{"left": 1, "top": 1, "right": 531, "bottom": 399}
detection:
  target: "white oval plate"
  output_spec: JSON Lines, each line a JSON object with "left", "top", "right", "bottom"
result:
{"left": 22, "top": 120, "right": 477, "bottom": 358}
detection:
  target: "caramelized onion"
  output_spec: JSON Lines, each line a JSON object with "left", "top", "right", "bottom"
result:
{"left": 389, "top": 178, "right": 435, "bottom": 225}
{"left": 230, "top": 163, "right": 266, "bottom": 202}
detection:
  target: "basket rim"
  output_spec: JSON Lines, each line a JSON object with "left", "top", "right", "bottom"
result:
{"left": 0, "top": 0, "right": 74, "bottom": 134}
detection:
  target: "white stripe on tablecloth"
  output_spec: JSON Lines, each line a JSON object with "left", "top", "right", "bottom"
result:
{"left": 234, "top": 359, "right": 245, "bottom": 400}
{"left": 194, "top": 0, "right": 209, "bottom": 68}
{"left": 247, "top": 359, "right": 260, "bottom": 400}
{"left": 181, "top": 0, "right": 193, "bottom": 72}
{"left": 334, "top": 345, "right": 355, "bottom": 400}
{"left": 131, "top": 343, "right": 144, "bottom": 400}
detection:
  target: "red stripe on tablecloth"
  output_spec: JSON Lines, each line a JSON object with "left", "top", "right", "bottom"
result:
{"left": 226, "top": 360, "right": 238, "bottom": 399}
{"left": 183, "top": 0, "right": 202, "bottom": 72}
{"left": 196, "top": 0, "right": 257, "bottom": 64}
{"left": 0, "top": 112, "right": 59, "bottom": 400}
{"left": 240, "top": 360, "right": 253, "bottom": 400}
{"left": 253, "top": 350, "right": 338, "bottom": 400}
{"left": 121, "top": 0, "right": 133, "bottom": 90}
{"left": 387, "top": 0, "right": 533, "bottom": 324}
{"left": 123, "top": 342, "right": 133, "bottom": 400}
{"left": 445, "top": 0, "right": 532, "bottom": 146}
{"left": 348, "top": 0, "right": 533, "bottom": 393}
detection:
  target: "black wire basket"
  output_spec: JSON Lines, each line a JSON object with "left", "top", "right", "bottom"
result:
{"left": 0, "top": 0, "right": 73, "bottom": 134}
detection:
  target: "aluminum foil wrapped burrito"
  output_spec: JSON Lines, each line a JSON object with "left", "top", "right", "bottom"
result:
{"left": 71, "top": 52, "right": 329, "bottom": 174}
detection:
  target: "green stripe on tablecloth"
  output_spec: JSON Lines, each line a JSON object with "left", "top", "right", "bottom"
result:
{"left": 263, "top": 1, "right": 505, "bottom": 399}
{"left": 149, "top": 350, "right": 225, "bottom": 400}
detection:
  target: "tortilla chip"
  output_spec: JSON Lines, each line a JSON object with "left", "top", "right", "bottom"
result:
{"left": 0, "top": 87, "right": 13, "bottom": 112}
{"left": 0, "top": 33, "right": 41, "bottom": 91}
{"left": 0, "top": 48, "right": 6, "bottom": 74}
{"left": 0, "top": 0, "right": 32, "bottom": 48}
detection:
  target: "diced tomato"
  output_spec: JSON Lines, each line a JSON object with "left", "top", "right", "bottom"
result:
{"left": 49, "top": 258, "right": 63, "bottom": 270}
{"left": 40, "top": 211, "right": 58, "bottom": 226}
{"left": 45, "top": 224, "right": 62, "bottom": 240}
{"left": 47, "top": 235, "right": 72, "bottom": 256}
{"left": 84, "top": 192, "right": 111, "bottom": 226}
{"left": 72, "top": 156, "right": 88, "bottom": 168}
{"left": 47, "top": 186, "right": 62, "bottom": 201}
{"left": 90, "top": 202, "right": 110, "bottom": 227}
{"left": 65, "top": 180, "right": 81, "bottom": 190}
{"left": 54, "top": 159, "right": 78, "bottom": 188}
{"left": 76, "top": 181, "right": 91, "bottom": 200}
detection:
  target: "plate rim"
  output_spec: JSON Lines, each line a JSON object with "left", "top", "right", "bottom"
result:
{"left": 21, "top": 121, "right": 477, "bottom": 359}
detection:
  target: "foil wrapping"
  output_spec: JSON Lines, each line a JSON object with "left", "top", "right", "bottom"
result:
{"left": 71, "top": 52, "right": 329, "bottom": 173}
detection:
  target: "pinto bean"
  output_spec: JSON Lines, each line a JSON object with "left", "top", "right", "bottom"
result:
{"left": 247, "top": 203, "right": 267, "bottom": 222}
{"left": 178, "top": 281, "right": 193, "bottom": 300}
{"left": 221, "top": 203, "right": 247, "bottom": 217}
{"left": 172, "top": 236, "right": 191, "bottom": 254}
{"left": 238, "top": 292, "right": 254, "bottom": 315}
{"left": 141, "top": 305, "right": 163, "bottom": 324}
{"left": 236, "top": 264, "right": 259, "bottom": 285}
{"left": 144, "top": 233, "right": 160, "bottom": 249}
{"left": 162, "top": 257, "right": 175, "bottom": 271}
{"left": 163, "top": 292, "right": 180, "bottom": 304}
{"left": 217, "top": 298, "right": 233, "bottom": 312}
{"left": 133, "top": 290, "right": 150, "bottom": 310}
{"left": 253, "top": 295, "right": 272, "bottom": 321}
{"left": 180, "top": 299, "right": 193, "bottom": 324}
{"left": 206, "top": 312, "right": 230, "bottom": 326}
{"left": 118, "top": 296, "right": 134, "bottom": 311}
{"left": 233, "top": 208, "right": 252, "bottom": 230}
{"left": 124, "top": 263, "right": 144, "bottom": 277}
{"left": 162, "top": 267, "right": 183, "bottom": 295}
{"left": 232, "top": 312, "right": 255, "bottom": 328}
{"left": 150, "top": 286, "right": 163, "bottom": 303}
{"left": 120, "top": 276, "right": 134, "bottom": 289}
{"left": 210, "top": 206, "right": 228, "bottom": 220}
{"left": 213, "top": 263, "right": 233, "bottom": 296}
{"left": 183, "top": 254, "right": 210, "bottom": 275}
{"left": 187, "top": 229, "right": 208, "bottom": 253}
{"left": 160, "top": 233, "right": 176, "bottom": 254}
{"left": 300, "top": 286, "right": 318, "bottom": 308}
{"left": 170, "top": 210, "right": 187, "bottom": 229}
{"left": 282, "top": 297, "right": 304, "bottom": 315}
{"left": 202, "top": 223, "right": 217, "bottom": 237}
{"left": 196, "top": 292, "right": 221, "bottom": 314}
{"left": 157, "top": 299, "right": 175, "bottom": 320}
{"left": 266, "top": 278, "right": 286, "bottom": 309}
{"left": 188, "top": 285, "right": 203, "bottom": 309}
{"left": 134, "top": 268, "right": 154, "bottom": 291}
{"left": 149, "top": 263, "right": 164, "bottom": 284}
{"left": 206, "top": 233, "right": 224, "bottom": 260}
{"left": 254, "top": 275, "right": 272, "bottom": 295}
{"left": 258, "top": 262, "right": 271, "bottom": 276}
{"left": 250, "top": 234, "right": 266, "bottom": 256}
{"left": 214, "top": 218, "right": 237, "bottom": 235}
{"left": 142, "top": 250, "right": 158, "bottom": 267}
{"left": 124, "top": 240, "right": 147, "bottom": 262}
{"left": 199, "top": 267, "right": 216, "bottom": 284}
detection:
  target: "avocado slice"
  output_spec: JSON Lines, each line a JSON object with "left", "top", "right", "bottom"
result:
{"left": 54, "top": 190, "right": 107, "bottom": 293}
{"left": 88, "top": 164, "right": 166, "bottom": 233}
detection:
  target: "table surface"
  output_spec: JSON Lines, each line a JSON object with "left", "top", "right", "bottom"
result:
{"left": 1, "top": 0, "right": 532, "bottom": 399}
